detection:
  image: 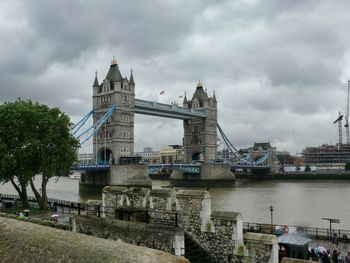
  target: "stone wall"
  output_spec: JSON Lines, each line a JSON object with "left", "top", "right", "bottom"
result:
{"left": 242, "top": 233, "right": 278, "bottom": 263}
{"left": 176, "top": 190, "right": 244, "bottom": 263}
{"left": 99, "top": 186, "right": 280, "bottom": 263}
{"left": 0, "top": 216, "right": 189, "bottom": 263}
{"left": 73, "top": 215, "right": 184, "bottom": 255}
{"left": 102, "top": 187, "right": 248, "bottom": 262}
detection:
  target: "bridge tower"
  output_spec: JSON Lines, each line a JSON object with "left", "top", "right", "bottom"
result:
{"left": 92, "top": 58, "right": 135, "bottom": 165}
{"left": 183, "top": 82, "right": 218, "bottom": 163}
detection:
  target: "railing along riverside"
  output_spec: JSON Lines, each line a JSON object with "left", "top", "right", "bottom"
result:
{"left": 244, "top": 222, "right": 350, "bottom": 242}
{"left": 0, "top": 193, "right": 180, "bottom": 227}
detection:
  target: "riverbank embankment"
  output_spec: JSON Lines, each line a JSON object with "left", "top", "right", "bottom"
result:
{"left": 236, "top": 171, "right": 350, "bottom": 180}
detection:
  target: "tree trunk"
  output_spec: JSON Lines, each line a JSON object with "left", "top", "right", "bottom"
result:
{"left": 40, "top": 175, "right": 49, "bottom": 210}
{"left": 29, "top": 175, "right": 49, "bottom": 210}
{"left": 29, "top": 178, "right": 42, "bottom": 206}
{"left": 11, "top": 178, "right": 30, "bottom": 208}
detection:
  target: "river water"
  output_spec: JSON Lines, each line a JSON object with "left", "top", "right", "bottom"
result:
{"left": 1, "top": 177, "right": 349, "bottom": 230}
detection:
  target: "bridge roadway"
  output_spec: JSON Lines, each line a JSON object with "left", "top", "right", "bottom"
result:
{"left": 73, "top": 163, "right": 270, "bottom": 173}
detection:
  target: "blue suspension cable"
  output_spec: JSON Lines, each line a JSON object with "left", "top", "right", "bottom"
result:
{"left": 71, "top": 109, "right": 94, "bottom": 134}
{"left": 80, "top": 104, "right": 117, "bottom": 146}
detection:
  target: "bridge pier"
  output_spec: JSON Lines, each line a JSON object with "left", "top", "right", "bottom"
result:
{"left": 109, "top": 164, "right": 152, "bottom": 188}
{"left": 79, "top": 164, "right": 152, "bottom": 195}
{"left": 170, "top": 163, "right": 235, "bottom": 187}
{"left": 79, "top": 170, "right": 109, "bottom": 195}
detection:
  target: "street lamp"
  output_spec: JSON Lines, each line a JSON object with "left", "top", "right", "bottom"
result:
{"left": 269, "top": 205, "right": 274, "bottom": 234}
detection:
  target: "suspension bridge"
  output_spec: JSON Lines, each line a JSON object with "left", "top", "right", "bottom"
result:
{"left": 71, "top": 59, "right": 279, "bottom": 191}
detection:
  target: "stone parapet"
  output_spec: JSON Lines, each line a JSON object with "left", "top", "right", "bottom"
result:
{"left": 243, "top": 232, "right": 278, "bottom": 263}
{"left": 281, "top": 258, "right": 312, "bottom": 263}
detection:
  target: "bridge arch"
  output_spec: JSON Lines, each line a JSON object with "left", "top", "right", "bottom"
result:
{"left": 97, "top": 147, "right": 115, "bottom": 165}
{"left": 191, "top": 152, "right": 202, "bottom": 162}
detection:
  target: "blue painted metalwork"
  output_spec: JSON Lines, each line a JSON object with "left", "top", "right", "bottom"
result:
{"left": 148, "top": 163, "right": 201, "bottom": 174}
{"left": 73, "top": 164, "right": 110, "bottom": 171}
{"left": 79, "top": 104, "right": 117, "bottom": 145}
{"left": 217, "top": 124, "right": 271, "bottom": 167}
{"left": 217, "top": 124, "right": 251, "bottom": 164}
{"left": 71, "top": 109, "right": 94, "bottom": 135}
{"left": 135, "top": 99, "right": 206, "bottom": 120}
{"left": 230, "top": 164, "right": 270, "bottom": 170}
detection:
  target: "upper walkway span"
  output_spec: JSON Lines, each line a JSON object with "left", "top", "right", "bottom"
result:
{"left": 134, "top": 99, "right": 207, "bottom": 120}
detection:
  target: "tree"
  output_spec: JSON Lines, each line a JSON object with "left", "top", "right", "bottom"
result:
{"left": 345, "top": 161, "right": 350, "bottom": 171}
{"left": 0, "top": 100, "right": 79, "bottom": 209}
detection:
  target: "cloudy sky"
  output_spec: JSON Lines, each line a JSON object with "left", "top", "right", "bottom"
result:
{"left": 1, "top": 0, "right": 350, "bottom": 155}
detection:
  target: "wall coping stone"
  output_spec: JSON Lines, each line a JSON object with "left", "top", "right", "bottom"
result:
{"left": 150, "top": 188, "right": 174, "bottom": 197}
{"left": 85, "top": 199, "right": 103, "bottom": 205}
{"left": 103, "top": 186, "right": 128, "bottom": 193}
{"left": 176, "top": 190, "right": 210, "bottom": 199}
{"left": 244, "top": 232, "right": 278, "bottom": 245}
{"left": 103, "top": 186, "right": 150, "bottom": 195}
{"left": 281, "top": 258, "right": 312, "bottom": 263}
{"left": 211, "top": 210, "right": 242, "bottom": 221}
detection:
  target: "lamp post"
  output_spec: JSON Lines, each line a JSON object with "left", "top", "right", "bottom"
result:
{"left": 269, "top": 205, "right": 274, "bottom": 234}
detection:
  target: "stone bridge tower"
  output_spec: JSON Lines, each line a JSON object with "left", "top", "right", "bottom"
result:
{"left": 183, "top": 82, "right": 218, "bottom": 163}
{"left": 92, "top": 58, "right": 135, "bottom": 165}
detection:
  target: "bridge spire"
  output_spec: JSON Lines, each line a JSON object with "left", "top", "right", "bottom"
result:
{"left": 183, "top": 92, "right": 188, "bottom": 105}
{"left": 93, "top": 71, "right": 99, "bottom": 87}
{"left": 129, "top": 68, "right": 135, "bottom": 85}
{"left": 213, "top": 90, "right": 217, "bottom": 103}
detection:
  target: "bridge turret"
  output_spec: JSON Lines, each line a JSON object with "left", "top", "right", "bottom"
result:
{"left": 183, "top": 82, "right": 218, "bottom": 163}
{"left": 92, "top": 58, "right": 135, "bottom": 165}
{"left": 183, "top": 92, "right": 188, "bottom": 108}
{"left": 92, "top": 71, "right": 99, "bottom": 96}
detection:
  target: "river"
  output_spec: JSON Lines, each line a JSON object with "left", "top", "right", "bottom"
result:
{"left": 1, "top": 177, "right": 349, "bottom": 230}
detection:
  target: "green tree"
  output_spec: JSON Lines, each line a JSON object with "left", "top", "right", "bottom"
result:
{"left": 305, "top": 164, "right": 311, "bottom": 172}
{"left": 0, "top": 100, "right": 79, "bottom": 209}
{"left": 345, "top": 161, "right": 350, "bottom": 171}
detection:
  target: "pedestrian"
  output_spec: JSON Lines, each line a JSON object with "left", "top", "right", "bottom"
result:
{"left": 332, "top": 249, "right": 339, "bottom": 263}
{"left": 345, "top": 252, "right": 350, "bottom": 263}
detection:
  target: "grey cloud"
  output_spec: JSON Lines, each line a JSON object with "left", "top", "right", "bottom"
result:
{"left": 1, "top": 0, "right": 350, "bottom": 154}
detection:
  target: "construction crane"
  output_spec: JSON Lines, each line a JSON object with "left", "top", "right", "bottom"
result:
{"left": 345, "top": 81, "right": 350, "bottom": 144}
{"left": 333, "top": 111, "right": 343, "bottom": 146}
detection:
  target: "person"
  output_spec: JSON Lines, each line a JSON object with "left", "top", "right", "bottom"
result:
{"left": 332, "top": 249, "right": 339, "bottom": 263}
{"left": 345, "top": 252, "right": 350, "bottom": 263}
{"left": 320, "top": 251, "right": 330, "bottom": 263}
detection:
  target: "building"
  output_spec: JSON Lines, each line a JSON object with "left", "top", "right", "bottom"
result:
{"left": 302, "top": 144, "right": 350, "bottom": 166}
{"left": 77, "top": 153, "right": 93, "bottom": 165}
{"left": 135, "top": 145, "right": 184, "bottom": 164}
{"left": 160, "top": 145, "right": 184, "bottom": 164}
{"left": 135, "top": 147, "right": 160, "bottom": 164}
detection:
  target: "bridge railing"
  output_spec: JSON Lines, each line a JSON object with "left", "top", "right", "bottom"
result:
{"left": 135, "top": 99, "right": 206, "bottom": 117}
